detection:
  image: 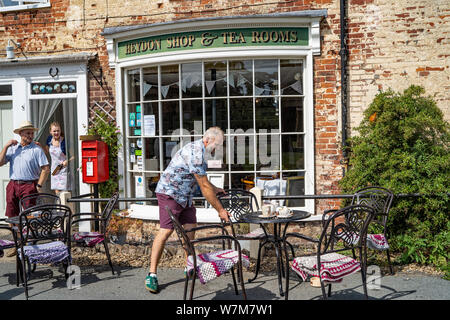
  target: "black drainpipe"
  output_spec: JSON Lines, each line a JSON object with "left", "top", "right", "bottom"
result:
{"left": 339, "top": 0, "right": 349, "bottom": 174}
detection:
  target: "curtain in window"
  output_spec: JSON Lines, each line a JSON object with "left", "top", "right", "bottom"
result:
{"left": 30, "top": 99, "right": 62, "bottom": 141}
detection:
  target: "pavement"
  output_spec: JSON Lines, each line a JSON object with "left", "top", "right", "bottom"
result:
{"left": 1, "top": 258, "right": 449, "bottom": 301}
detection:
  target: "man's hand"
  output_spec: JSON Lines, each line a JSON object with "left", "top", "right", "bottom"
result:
{"left": 218, "top": 208, "right": 231, "bottom": 222}
{"left": 215, "top": 187, "right": 226, "bottom": 196}
{"left": 6, "top": 139, "right": 18, "bottom": 147}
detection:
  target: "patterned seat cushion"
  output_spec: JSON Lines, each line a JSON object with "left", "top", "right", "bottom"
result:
{"left": 237, "top": 227, "right": 265, "bottom": 239}
{"left": 73, "top": 232, "right": 105, "bottom": 247}
{"left": 367, "top": 234, "right": 389, "bottom": 250}
{"left": 291, "top": 252, "right": 361, "bottom": 283}
{"left": 0, "top": 239, "right": 15, "bottom": 249}
{"left": 21, "top": 241, "right": 69, "bottom": 265}
{"left": 187, "top": 249, "right": 250, "bottom": 284}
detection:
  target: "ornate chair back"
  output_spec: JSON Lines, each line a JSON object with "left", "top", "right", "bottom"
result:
{"left": 20, "top": 193, "right": 61, "bottom": 212}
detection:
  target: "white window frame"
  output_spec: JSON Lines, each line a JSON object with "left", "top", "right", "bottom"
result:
{"left": 106, "top": 14, "right": 322, "bottom": 222}
{"left": 0, "top": 0, "right": 50, "bottom": 12}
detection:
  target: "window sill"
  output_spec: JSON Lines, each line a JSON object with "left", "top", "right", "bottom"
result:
{"left": 0, "top": 3, "right": 51, "bottom": 13}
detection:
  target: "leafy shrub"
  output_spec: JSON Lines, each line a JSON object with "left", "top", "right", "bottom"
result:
{"left": 340, "top": 85, "right": 449, "bottom": 275}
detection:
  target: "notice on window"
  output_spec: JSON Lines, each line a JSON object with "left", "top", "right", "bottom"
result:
{"left": 144, "top": 115, "right": 156, "bottom": 136}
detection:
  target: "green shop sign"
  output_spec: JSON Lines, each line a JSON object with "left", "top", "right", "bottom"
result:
{"left": 118, "top": 27, "right": 308, "bottom": 59}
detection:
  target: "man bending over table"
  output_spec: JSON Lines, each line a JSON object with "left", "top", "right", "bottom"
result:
{"left": 145, "top": 127, "right": 230, "bottom": 294}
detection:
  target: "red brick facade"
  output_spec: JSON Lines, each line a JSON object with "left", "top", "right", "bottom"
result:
{"left": 1, "top": 0, "right": 448, "bottom": 213}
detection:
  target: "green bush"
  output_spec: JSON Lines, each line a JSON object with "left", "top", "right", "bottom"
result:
{"left": 87, "top": 111, "right": 122, "bottom": 199}
{"left": 339, "top": 85, "right": 449, "bottom": 275}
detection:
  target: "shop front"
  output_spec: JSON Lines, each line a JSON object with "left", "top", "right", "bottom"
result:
{"left": 104, "top": 11, "right": 327, "bottom": 222}
{"left": 0, "top": 53, "right": 92, "bottom": 219}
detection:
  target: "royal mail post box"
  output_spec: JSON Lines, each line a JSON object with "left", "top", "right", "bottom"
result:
{"left": 81, "top": 140, "right": 109, "bottom": 183}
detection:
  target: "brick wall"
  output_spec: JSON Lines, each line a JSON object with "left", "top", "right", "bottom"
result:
{"left": 1, "top": 0, "right": 448, "bottom": 211}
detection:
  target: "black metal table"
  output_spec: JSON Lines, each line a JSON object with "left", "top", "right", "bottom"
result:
{"left": 239, "top": 210, "right": 311, "bottom": 296}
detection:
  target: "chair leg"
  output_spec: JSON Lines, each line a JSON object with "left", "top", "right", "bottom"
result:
{"left": 327, "top": 283, "right": 332, "bottom": 297}
{"left": 230, "top": 267, "right": 239, "bottom": 295}
{"left": 238, "top": 263, "right": 247, "bottom": 300}
{"left": 21, "top": 255, "right": 29, "bottom": 299}
{"left": 183, "top": 273, "right": 189, "bottom": 300}
{"left": 386, "top": 249, "right": 394, "bottom": 275}
{"left": 248, "top": 240, "right": 266, "bottom": 283}
{"left": 103, "top": 240, "right": 115, "bottom": 275}
{"left": 189, "top": 274, "right": 196, "bottom": 300}
{"left": 320, "top": 279, "right": 328, "bottom": 300}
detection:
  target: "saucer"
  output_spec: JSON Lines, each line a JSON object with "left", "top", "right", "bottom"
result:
{"left": 277, "top": 213, "right": 293, "bottom": 218}
{"left": 258, "top": 214, "right": 276, "bottom": 218}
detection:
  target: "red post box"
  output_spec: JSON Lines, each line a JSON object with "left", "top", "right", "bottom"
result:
{"left": 81, "top": 140, "right": 109, "bottom": 183}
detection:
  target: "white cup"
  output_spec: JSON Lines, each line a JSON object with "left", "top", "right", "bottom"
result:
{"left": 261, "top": 204, "right": 272, "bottom": 216}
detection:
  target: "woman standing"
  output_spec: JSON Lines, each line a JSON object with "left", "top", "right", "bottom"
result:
{"left": 45, "top": 122, "right": 69, "bottom": 194}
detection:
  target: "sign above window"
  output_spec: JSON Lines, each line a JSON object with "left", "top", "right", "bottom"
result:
{"left": 118, "top": 27, "right": 308, "bottom": 60}
{"left": 31, "top": 81, "right": 76, "bottom": 95}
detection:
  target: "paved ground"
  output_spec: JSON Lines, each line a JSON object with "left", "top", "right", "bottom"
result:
{"left": 1, "top": 259, "right": 448, "bottom": 301}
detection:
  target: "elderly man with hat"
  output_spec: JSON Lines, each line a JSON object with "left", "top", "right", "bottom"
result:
{"left": 0, "top": 120, "right": 50, "bottom": 218}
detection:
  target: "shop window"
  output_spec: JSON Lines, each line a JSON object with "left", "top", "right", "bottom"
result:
{"left": 0, "top": 0, "right": 50, "bottom": 12}
{"left": 0, "top": 85, "right": 12, "bottom": 96}
{"left": 124, "top": 59, "right": 307, "bottom": 206}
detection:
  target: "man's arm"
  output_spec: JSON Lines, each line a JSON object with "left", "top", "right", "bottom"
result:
{"left": 36, "top": 165, "right": 50, "bottom": 192}
{"left": 194, "top": 174, "right": 230, "bottom": 222}
{"left": 0, "top": 139, "right": 17, "bottom": 166}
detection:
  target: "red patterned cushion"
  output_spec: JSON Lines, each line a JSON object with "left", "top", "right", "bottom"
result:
{"left": 187, "top": 250, "right": 250, "bottom": 284}
{"left": 367, "top": 234, "right": 389, "bottom": 250}
{"left": 291, "top": 252, "right": 361, "bottom": 283}
{"left": 73, "top": 232, "right": 105, "bottom": 247}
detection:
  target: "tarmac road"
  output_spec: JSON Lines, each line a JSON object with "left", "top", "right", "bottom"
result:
{"left": 0, "top": 260, "right": 448, "bottom": 301}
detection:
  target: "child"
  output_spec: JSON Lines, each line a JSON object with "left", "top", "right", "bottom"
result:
{"left": 45, "top": 122, "right": 68, "bottom": 194}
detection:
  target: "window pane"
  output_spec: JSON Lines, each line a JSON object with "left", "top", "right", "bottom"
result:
{"left": 257, "top": 134, "right": 280, "bottom": 171}
{"left": 283, "top": 171, "right": 305, "bottom": 207}
{"left": 230, "top": 98, "right": 253, "bottom": 131}
{"left": 281, "top": 97, "right": 303, "bottom": 133}
{"left": 161, "top": 101, "right": 180, "bottom": 135}
{"left": 162, "top": 137, "right": 181, "bottom": 169}
{"left": 229, "top": 135, "right": 254, "bottom": 171}
{"left": 129, "top": 138, "right": 143, "bottom": 170}
{"left": 229, "top": 60, "right": 252, "bottom": 96}
{"left": 182, "top": 62, "right": 202, "bottom": 98}
{"left": 145, "top": 172, "right": 159, "bottom": 205}
{"left": 127, "top": 69, "right": 140, "bottom": 102}
{"left": 282, "top": 134, "right": 304, "bottom": 170}
{"left": 254, "top": 59, "right": 278, "bottom": 96}
{"left": 161, "top": 65, "right": 179, "bottom": 99}
{"left": 143, "top": 67, "right": 158, "bottom": 101}
{"left": 143, "top": 102, "right": 159, "bottom": 136}
{"left": 144, "top": 138, "right": 160, "bottom": 171}
{"left": 182, "top": 99, "right": 203, "bottom": 134}
{"left": 0, "top": 85, "right": 12, "bottom": 96}
{"left": 280, "top": 59, "right": 303, "bottom": 95}
{"left": 205, "top": 98, "right": 227, "bottom": 132}
{"left": 255, "top": 97, "right": 279, "bottom": 131}
{"left": 204, "top": 61, "right": 227, "bottom": 97}
{"left": 128, "top": 104, "right": 142, "bottom": 136}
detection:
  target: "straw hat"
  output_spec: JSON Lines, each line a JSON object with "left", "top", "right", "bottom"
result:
{"left": 14, "top": 120, "right": 39, "bottom": 134}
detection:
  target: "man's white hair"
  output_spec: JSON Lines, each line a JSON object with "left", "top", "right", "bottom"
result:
{"left": 203, "top": 127, "right": 224, "bottom": 140}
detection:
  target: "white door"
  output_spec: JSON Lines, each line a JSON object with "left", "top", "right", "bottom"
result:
{"left": 0, "top": 101, "right": 13, "bottom": 218}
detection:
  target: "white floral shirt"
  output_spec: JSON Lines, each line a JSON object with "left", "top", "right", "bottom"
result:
{"left": 155, "top": 139, "right": 207, "bottom": 207}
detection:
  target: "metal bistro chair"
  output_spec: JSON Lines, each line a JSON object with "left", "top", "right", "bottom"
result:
{"left": 70, "top": 191, "right": 119, "bottom": 275}
{"left": 167, "top": 206, "right": 249, "bottom": 300}
{"left": 217, "top": 189, "right": 267, "bottom": 274}
{"left": 17, "top": 204, "right": 73, "bottom": 299}
{"left": 0, "top": 218, "right": 22, "bottom": 286}
{"left": 324, "top": 187, "right": 395, "bottom": 274}
{"left": 351, "top": 187, "right": 395, "bottom": 274}
{"left": 283, "top": 205, "right": 376, "bottom": 300}
{"left": 19, "top": 193, "right": 61, "bottom": 212}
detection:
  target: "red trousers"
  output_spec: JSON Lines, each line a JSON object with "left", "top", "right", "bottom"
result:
{"left": 5, "top": 180, "right": 37, "bottom": 218}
